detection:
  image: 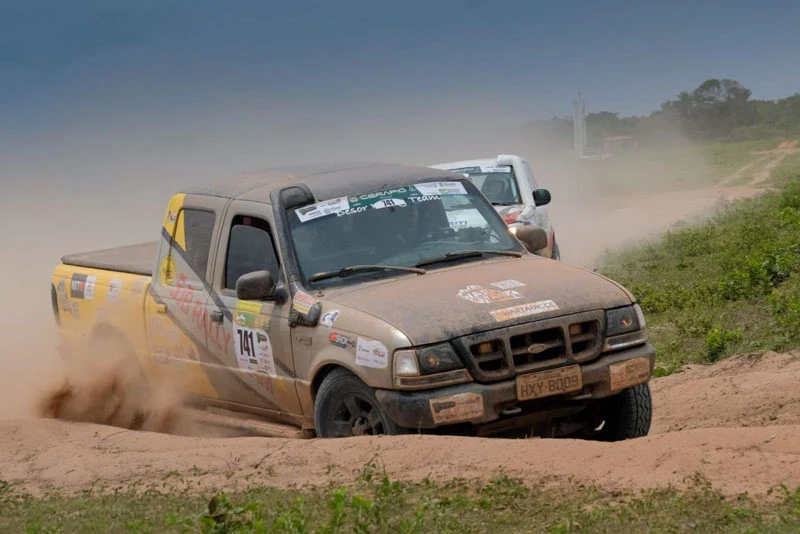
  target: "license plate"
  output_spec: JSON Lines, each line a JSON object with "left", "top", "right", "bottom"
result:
{"left": 609, "top": 357, "right": 651, "bottom": 392}
{"left": 516, "top": 365, "right": 583, "bottom": 401}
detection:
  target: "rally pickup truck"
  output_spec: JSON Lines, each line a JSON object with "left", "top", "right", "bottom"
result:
{"left": 431, "top": 154, "right": 560, "bottom": 259}
{"left": 51, "top": 161, "right": 655, "bottom": 440}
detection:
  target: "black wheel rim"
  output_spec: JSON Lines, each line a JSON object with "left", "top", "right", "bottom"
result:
{"left": 331, "top": 394, "right": 385, "bottom": 437}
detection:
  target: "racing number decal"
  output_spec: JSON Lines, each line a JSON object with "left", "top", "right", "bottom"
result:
{"left": 232, "top": 311, "right": 277, "bottom": 376}
{"left": 237, "top": 329, "right": 255, "bottom": 357}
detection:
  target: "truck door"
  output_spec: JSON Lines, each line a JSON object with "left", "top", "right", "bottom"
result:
{"left": 203, "top": 201, "right": 303, "bottom": 418}
{"left": 144, "top": 193, "right": 227, "bottom": 399}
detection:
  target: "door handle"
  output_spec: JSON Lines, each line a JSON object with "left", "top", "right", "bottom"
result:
{"left": 155, "top": 303, "right": 168, "bottom": 314}
{"left": 211, "top": 311, "right": 224, "bottom": 323}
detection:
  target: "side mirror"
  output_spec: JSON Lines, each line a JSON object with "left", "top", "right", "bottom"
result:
{"left": 533, "top": 189, "right": 551, "bottom": 207}
{"left": 515, "top": 226, "right": 548, "bottom": 254}
{"left": 236, "top": 270, "right": 276, "bottom": 301}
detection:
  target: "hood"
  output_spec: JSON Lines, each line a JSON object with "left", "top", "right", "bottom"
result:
{"left": 323, "top": 256, "right": 631, "bottom": 345}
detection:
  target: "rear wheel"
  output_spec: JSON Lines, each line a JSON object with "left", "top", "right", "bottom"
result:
{"left": 593, "top": 383, "right": 652, "bottom": 441}
{"left": 314, "top": 368, "right": 405, "bottom": 438}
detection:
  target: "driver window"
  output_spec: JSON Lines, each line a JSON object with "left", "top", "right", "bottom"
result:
{"left": 224, "top": 216, "right": 281, "bottom": 290}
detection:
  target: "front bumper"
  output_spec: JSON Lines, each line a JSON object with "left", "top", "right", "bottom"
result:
{"left": 375, "top": 343, "right": 655, "bottom": 429}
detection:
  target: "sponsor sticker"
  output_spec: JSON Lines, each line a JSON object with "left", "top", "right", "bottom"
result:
{"left": 294, "top": 197, "right": 350, "bottom": 223}
{"left": 329, "top": 332, "right": 353, "bottom": 349}
{"left": 321, "top": 309, "right": 340, "bottom": 328}
{"left": 490, "top": 279, "right": 525, "bottom": 290}
{"left": 413, "top": 181, "right": 467, "bottom": 196}
{"left": 107, "top": 279, "right": 123, "bottom": 302}
{"left": 292, "top": 290, "right": 316, "bottom": 315}
{"left": 56, "top": 279, "right": 72, "bottom": 314}
{"left": 479, "top": 165, "right": 512, "bottom": 173}
{"left": 69, "top": 273, "right": 97, "bottom": 300}
{"left": 429, "top": 392, "right": 485, "bottom": 425}
{"left": 235, "top": 300, "right": 263, "bottom": 314}
{"left": 232, "top": 311, "right": 276, "bottom": 376}
{"left": 609, "top": 357, "right": 651, "bottom": 392}
{"left": 448, "top": 166, "right": 482, "bottom": 174}
{"left": 355, "top": 338, "right": 389, "bottom": 369}
{"left": 457, "top": 285, "right": 523, "bottom": 304}
{"left": 490, "top": 300, "right": 559, "bottom": 322}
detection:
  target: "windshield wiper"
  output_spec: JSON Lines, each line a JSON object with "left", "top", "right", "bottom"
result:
{"left": 415, "top": 250, "right": 523, "bottom": 268}
{"left": 309, "top": 264, "right": 426, "bottom": 282}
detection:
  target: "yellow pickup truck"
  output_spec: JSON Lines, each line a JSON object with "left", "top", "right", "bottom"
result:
{"left": 51, "top": 162, "right": 655, "bottom": 440}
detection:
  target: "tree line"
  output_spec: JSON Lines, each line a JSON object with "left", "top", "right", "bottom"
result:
{"left": 526, "top": 79, "right": 800, "bottom": 149}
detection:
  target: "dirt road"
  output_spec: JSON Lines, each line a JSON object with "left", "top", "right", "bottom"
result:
{"left": 2, "top": 351, "right": 800, "bottom": 497}
{"left": 552, "top": 143, "right": 797, "bottom": 266}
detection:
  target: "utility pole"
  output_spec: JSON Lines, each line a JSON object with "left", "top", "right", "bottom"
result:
{"left": 572, "top": 92, "right": 587, "bottom": 158}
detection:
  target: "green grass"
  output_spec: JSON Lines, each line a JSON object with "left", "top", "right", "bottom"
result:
{"left": 703, "top": 137, "right": 788, "bottom": 179}
{"left": 598, "top": 170, "right": 800, "bottom": 374}
{"left": 768, "top": 151, "right": 800, "bottom": 187}
{"left": 3, "top": 473, "right": 800, "bottom": 533}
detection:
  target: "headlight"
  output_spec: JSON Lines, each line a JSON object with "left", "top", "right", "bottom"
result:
{"left": 507, "top": 221, "right": 525, "bottom": 236}
{"left": 417, "top": 344, "right": 463, "bottom": 374}
{"left": 393, "top": 344, "right": 469, "bottom": 389}
{"left": 393, "top": 344, "right": 463, "bottom": 376}
{"left": 605, "top": 305, "right": 640, "bottom": 336}
{"left": 603, "top": 304, "right": 648, "bottom": 352}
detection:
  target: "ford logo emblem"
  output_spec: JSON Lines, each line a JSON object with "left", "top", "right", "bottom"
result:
{"left": 527, "top": 343, "right": 548, "bottom": 355}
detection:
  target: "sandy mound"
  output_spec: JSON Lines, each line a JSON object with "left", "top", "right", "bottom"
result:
{"left": 651, "top": 351, "right": 800, "bottom": 434}
{"left": 2, "top": 352, "right": 800, "bottom": 497}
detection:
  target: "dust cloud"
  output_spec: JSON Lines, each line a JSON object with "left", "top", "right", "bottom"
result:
{"left": 38, "top": 344, "right": 185, "bottom": 434}
{"left": 0, "top": 108, "right": 716, "bottom": 426}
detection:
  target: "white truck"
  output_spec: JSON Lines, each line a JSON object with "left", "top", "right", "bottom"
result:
{"left": 431, "top": 154, "right": 559, "bottom": 260}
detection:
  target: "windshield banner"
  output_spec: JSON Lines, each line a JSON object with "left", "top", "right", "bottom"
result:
{"left": 294, "top": 181, "right": 467, "bottom": 223}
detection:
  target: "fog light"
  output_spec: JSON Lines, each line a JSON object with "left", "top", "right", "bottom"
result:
{"left": 394, "top": 350, "right": 420, "bottom": 377}
{"left": 477, "top": 342, "right": 494, "bottom": 354}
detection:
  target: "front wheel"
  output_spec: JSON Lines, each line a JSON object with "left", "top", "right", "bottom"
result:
{"left": 314, "top": 368, "right": 406, "bottom": 438}
{"left": 593, "top": 383, "right": 653, "bottom": 441}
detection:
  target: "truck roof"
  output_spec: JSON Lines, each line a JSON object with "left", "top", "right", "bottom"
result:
{"left": 430, "top": 157, "right": 503, "bottom": 170}
{"left": 182, "top": 161, "right": 460, "bottom": 203}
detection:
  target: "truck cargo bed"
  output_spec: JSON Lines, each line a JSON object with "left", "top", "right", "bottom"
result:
{"left": 61, "top": 241, "right": 157, "bottom": 276}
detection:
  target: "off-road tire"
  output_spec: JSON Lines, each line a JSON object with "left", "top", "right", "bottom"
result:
{"left": 314, "top": 368, "right": 405, "bottom": 438}
{"left": 551, "top": 240, "right": 561, "bottom": 261}
{"left": 595, "top": 383, "right": 652, "bottom": 441}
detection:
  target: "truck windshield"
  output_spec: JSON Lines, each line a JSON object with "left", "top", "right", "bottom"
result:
{"left": 447, "top": 165, "right": 521, "bottom": 205}
{"left": 287, "top": 180, "right": 524, "bottom": 287}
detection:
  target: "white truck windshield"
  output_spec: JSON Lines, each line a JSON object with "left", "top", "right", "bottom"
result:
{"left": 448, "top": 165, "right": 521, "bottom": 205}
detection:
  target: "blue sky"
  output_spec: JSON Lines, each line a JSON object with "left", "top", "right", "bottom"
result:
{"left": 2, "top": 0, "right": 800, "bottom": 180}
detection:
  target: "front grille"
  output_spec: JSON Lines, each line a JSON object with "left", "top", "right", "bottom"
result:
{"left": 510, "top": 327, "right": 564, "bottom": 370}
{"left": 454, "top": 310, "right": 604, "bottom": 383}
